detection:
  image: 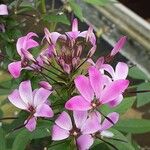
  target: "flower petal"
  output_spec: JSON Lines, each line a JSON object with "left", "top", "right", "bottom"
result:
{"left": 73, "top": 111, "right": 87, "bottom": 129}
{"left": 108, "top": 94, "right": 123, "bottom": 108}
{"left": 33, "top": 88, "right": 52, "bottom": 106}
{"left": 35, "top": 104, "right": 54, "bottom": 118}
{"left": 115, "top": 62, "right": 128, "bottom": 80}
{"left": 77, "top": 135, "right": 94, "bottom": 150}
{"left": 8, "top": 89, "right": 27, "bottom": 109}
{"left": 0, "top": 4, "right": 8, "bottom": 15}
{"left": 110, "top": 36, "right": 126, "bottom": 56}
{"left": 52, "top": 125, "right": 70, "bottom": 141}
{"left": 81, "top": 112, "right": 100, "bottom": 134}
{"left": 38, "top": 81, "right": 52, "bottom": 91}
{"left": 65, "top": 96, "right": 91, "bottom": 111}
{"left": 101, "top": 112, "right": 119, "bottom": 131}
{"left": 8, "top": 61, "right": 22, "bottom": 78}
{"left": 100, "top": 79, "right": 129, "bottom": 104}
{"left": 88, "top": 66, "right": 103, "bottom": 99}
{"left": 25, "top": 117, "right": 37, "bottom": 132}
{"left": 55, "top": 111, "right": 72, "bottom": 130}
{"left": 101, "top": 130, "right": 114, "bottom": 138}
{"left": 75, "top": 75, "right": 94, "bottom": 102}
{"left": 19, "top": 80, "right": 33, "bottom": 105}
{"left": 102, "top": 64, "right": 115, "bottom": 78}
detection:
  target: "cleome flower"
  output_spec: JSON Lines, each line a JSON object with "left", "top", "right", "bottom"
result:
{"left": 65, "top": 66, "right": 129, "bottom": 111}
{"left": 8, "top": 80, "right": 54, "bottom": 131}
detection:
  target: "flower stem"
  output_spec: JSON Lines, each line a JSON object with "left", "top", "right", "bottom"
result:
{"left": 41, "top": 0, "right": 46, "bottom": 14}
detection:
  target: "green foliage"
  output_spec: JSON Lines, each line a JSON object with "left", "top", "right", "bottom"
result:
{"left": 0, "top": 128, "right": 6, "bottom": 150}
{"left": 115, "top": 119, "right": 150, "bottom": 134}
{"left": 84, "top": 0, "right": 116, "bottom": 6}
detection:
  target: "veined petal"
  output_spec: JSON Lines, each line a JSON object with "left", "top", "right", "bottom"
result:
{"left": 35, "top": 104, "right": 54, "bottom": 118}
{"left": 88, "top": 66, "right": 103, "bottom": 99}
{"left": 75, "top": 75, "right": 94, "bottom": 102}
{"left": 115, "top": 62, "right": 128, "bottom": 80}
{"left": 108, "top": 94, "right": 123, "bottom": 108}
{"left": 26, "top": 39, "right": 39, "bottom": 50}
{"left": 55, "top": 111, "right": 72, "bottom": 130}
{"left": 72, "top": 18, "right": 78, "bottom": 32}
{"left": 38, "top": 81, "right": 52, "bottom": 91}
{"left": 65, "top": 96, "right": 91, "bottom": 111}
{"left": 25, "top": 117, "right": 37, "bottom": 132}
{"left": 34, "top": 88, "right": 52, "bottom": 106}
{"left": 52, "top": 125, "right": 70, "bottom": 141}
{"left": 19, "top": 80, "right": 33, "bottom": 105}
{"left": 8, "top": 89, "right": 27, "bottom": 110}
{"left": 77, "top": 135, "right": 94, "bottom": 150}
{"left": 8, "top": 61, "right": 22, "bottom": 78}
{"left": 110, "top": 36, "right": 126, "bottom": 56}
{"left": 73, "top": 111, "right": 87, "bottom": 129}
{"left": 0, "top": 4, "right": 8, "bottom": 15}
{"left": 100, "top": 79, "right": 129, "bottom": 104}
{"left": 81, "top": 112, "right": 101, "bottom": 134}
{"left": 95, "top": 57, "right": 104, "bottom": 69}
{"left": 101, "top": 112, "right": 119, "bottom": 131}
{"left": 102, "top": 64, "right": 115, "bottom": 78}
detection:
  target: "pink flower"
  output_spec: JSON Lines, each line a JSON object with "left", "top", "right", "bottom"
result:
{"left": 8, "top": 80, "right": 54, "bottom": 131}
{"left": 8, "top": 32, "right": 39, "bottom": 78}
{"left": 65, "top": 66, "right": 129, "bottom": 111}
{"left": 0, "top": 4, "right": 8, "bottom": 15}
{"left": 52, "top": 111, "right": 100, "bottom": 150}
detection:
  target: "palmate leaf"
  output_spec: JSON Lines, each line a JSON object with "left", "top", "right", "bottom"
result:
{"left": 114, "top": 119, "right": 150, "bottom": 133}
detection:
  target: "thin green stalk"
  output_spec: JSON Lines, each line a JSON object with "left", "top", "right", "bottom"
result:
{"left": 41, "top": 0, "right": 46, "bottom": 14}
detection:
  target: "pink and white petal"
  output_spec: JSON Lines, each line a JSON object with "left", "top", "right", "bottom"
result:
{"left": 88, "top": 66, "right": 103, "bottom": 99}
{"left": 66, "top": 31, "right": 80, "bottom": 40}
{"left": 110, "top": 36, "right": 126, "bottom": 56}
{"left": 52, "top": 125, "right": 70, "bottom": 141}
{"left": 93, "top": 111, "right": 101, "bottom": 123}
{"left": 25, "top": 117, "right": 37, "bottom": 132}
{"left": 73, "top": 111, "right": 87, "bottom": 129}
{"left": 38, "top": 81, "right": 52, "bottom": 91}
{"left": 19, "top": 80, "right": 33, "bottom": 105}
{"left": 75, "top": 75, "right": 94, "bottom": 102}
{"left": 101, "top": 112, "right": 119, "bottom": 131}
{"left": 65, "top": 96, "right": 91, "bottom": 111}
{"left": 8, "top": 89, "right": 27, "bottom": 110}
{"left": 81, "top": 112, "right": 101, "bottom": 134}
{"left": 26, "top": 39, "right": 39, "bottom": 50}
{"left": 34, "top": 88, "right": 52, "bottom": 106}
{"left": 8, "top": 61, "right": 22, "bottom": 78}
{"left": 108, "top": 94, "right": 123, "bottom": 108}
{"left": 77, "top": 135, "right": 94, "bottom": 150}
{"left": 26, "top": 32, "right": 38, "bottom": 39}
{"left": 102, "top": 64, "right": 115, "bottom": 78}
{"left": 100, "top": 79, "right": 129, "bottom": 104}
{"left": 16, "top": 37, "right": 25, "bottom": 56}
{"left": 55, "top": 111, "right": 72, "bottom": 130}
{"left": 0, "top": 4, "right": 8, "bottom": 15}
{"left": 95, "top": 56, "right": 104, "bottom": 69}
{"left": 35, "top": 104, "right": 54, "bottom": 118}
{"left": 72, "top": 18, "right": 78, "bottom": 32}
{"left": 100, "top": 130, "right": 114, "bottom": 138}
{"left": 50, "top": 32, "right": 61, "bottom": 45}
{"left": 115, "top": 62, "right": 128, "bottom": 80}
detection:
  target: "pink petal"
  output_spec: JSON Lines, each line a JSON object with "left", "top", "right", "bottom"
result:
{"left": 38, "top": 81, "right": 52, "bottom": 91}
{"left": 65, "top": 96, "right": 91, "bottom": 111}
{"left": 101, "top": 112, "right": 119, "bottom": 131}
{"left": 8, "top": 89, "right": 27, "bottom": 109}
{"left": 88, "top": 66, "right": 103, "bottom": 99}
{"left": 52, "top": 125, "right": 70, "bottom": 141}
{"left": 72, "top": 18, "right": 78, "bottom": 32}
{"left": 8, "top": 61, "right": 22, "bottom": 78}
{"left": 55, "top": 111, "right": 72, "bottom": 130}
{"left": 21, "top": 49, "right": 35, "bottom": 62}
{"left": 73, "top": 111, "right": 87, "bottom": 129}
{"left": 35, "top": 104, "right": 54, "bottom": 118}
{"left": 115, "top": 62, "right": 128, "bottom": 80}
{"left": 81, "top": 112, "right": 101, "bottom": 134}
{"left": 108, "top": 94, "right": 123, "bottom": 107}
{"left": 77, "top": 135, "right": 94, "bottom": 150}
{"left": 110, "top": 36, "right": 126, "bottom": 56}
{"left": 33, "top": 88, "right": 52, "bottom": 106}
{"left": 0, "top": 4, "right": 8, "bottom": 15}
{"left": 19, "top": 80, "right": 33, "bottom": 105}
{"left": 95, "top": 57, "right": 104, "bottom": 69}
{"left": 25, "top": 117, "right": 37, "bottom": 132}
{"left": 26, "top": 39, "right": 39, "bottom": 50}
{"left": 102, "top": 64, "right": 115, "bottom": 78}
{"left": 66, "top": 31, "right": 80, "bottom": 40}
{"left": 75, "top": 75, "right": 94, "bottom": 102}
{"left": 100, "top": 79, "right": 129, "bottom": 104}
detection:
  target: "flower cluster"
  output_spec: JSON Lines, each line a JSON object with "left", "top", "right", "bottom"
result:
{"left": 7, "top": 19, "right": 129, "bottom": 149}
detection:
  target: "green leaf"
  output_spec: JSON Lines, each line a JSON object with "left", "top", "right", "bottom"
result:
{"left": 128, "top": 66, "right": 148, "bottom": 80}
{"left": 106, "top": 128, "right": 135, "bottom": 150}
{"left": 84, "top": 0, "right": 116, "bottom": 6}
{"left": 68, "top": 0, "right": 83, "bottom": 21}
{"left": 43, "top": 13, "right": 70, "bottom": 25}
{"left": 115, "top": 119, "right": 150, "bottom": 133}
{"left": 137, "top": 82, "right": 150, "bottom": 107}
{"left": 101, "top": 97, "right": 135, "bottom": 115}
{"left": 0, "top": 128, "right": 6, "bottom": 150}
